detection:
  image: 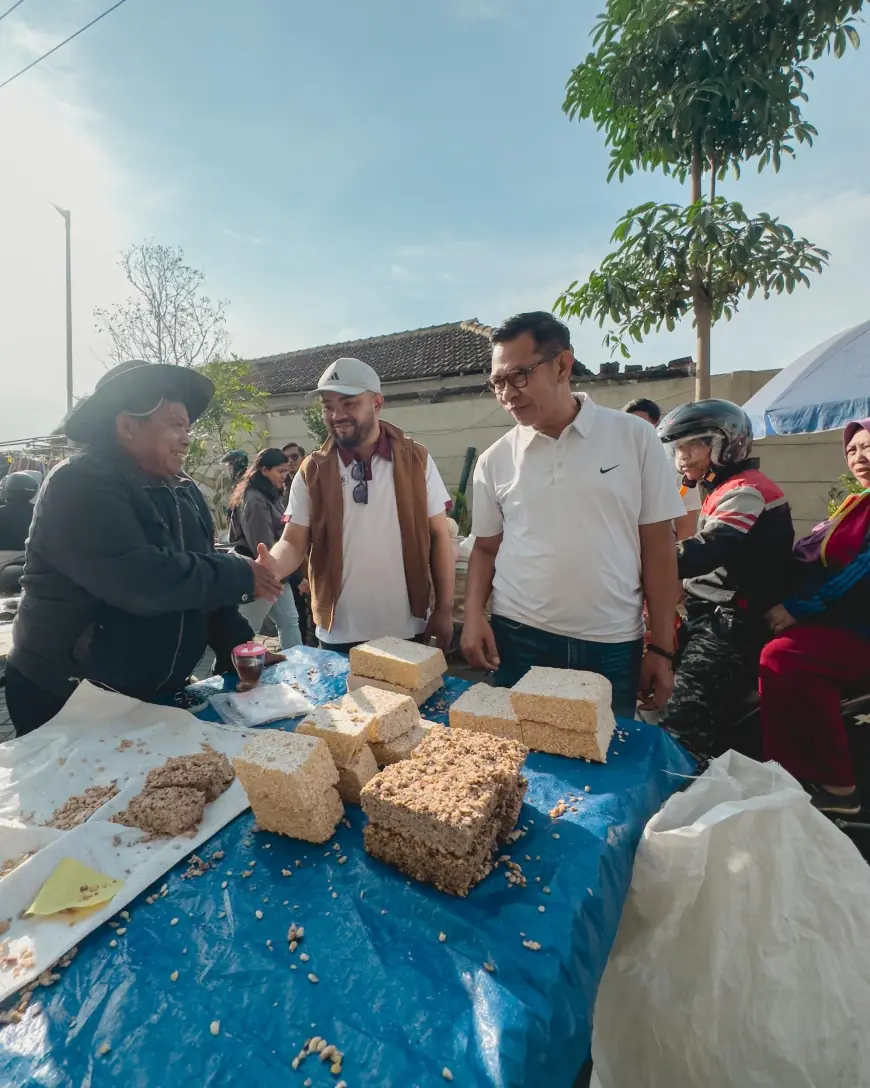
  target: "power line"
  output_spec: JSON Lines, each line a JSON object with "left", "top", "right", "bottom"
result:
{"left": 0, "top": 0, "right": 27, "bottom": 24}
{"left": 0, "top": 0, "right": 134, "bottom": 92}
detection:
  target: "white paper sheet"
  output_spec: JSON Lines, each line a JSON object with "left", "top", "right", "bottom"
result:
{"left": 0, "top": 681, "right": 255, "bottom": 1003}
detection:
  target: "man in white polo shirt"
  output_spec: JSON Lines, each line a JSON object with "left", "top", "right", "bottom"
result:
{"left": 262, "top": 358, "right": 455, "bottom": 651}
{"left": 461, "top": 312, "right": 684, "bottom": 717}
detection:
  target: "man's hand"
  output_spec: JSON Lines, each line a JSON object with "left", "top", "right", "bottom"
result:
{"left": 461, "top": 613, "right": 500, "bottom": 672}
{"left": 298, "top": 578, "right": 310, "bottom": 596}
{"left": 245, "top": 548, "right": 282, "bottom": 603}
{"left": 264, "top": 649, "right": 286, "bottom": 666}
{"left": 424, "top": 607, "right": 454, "bottom": 651}
{"left": 765, "top": 603, "right": 797, "bottom": 636}
{"left": 637, "top": 651, "right": 674, "bottom": 712}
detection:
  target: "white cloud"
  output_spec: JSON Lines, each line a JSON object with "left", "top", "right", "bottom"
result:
{"left": 0, "top": 17, "right": 137, "bottom": 441}
{"left": 218, "top": 226, "right": 268, "bottom": 248}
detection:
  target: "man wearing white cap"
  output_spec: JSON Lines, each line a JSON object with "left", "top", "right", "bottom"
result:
{"left": 261, "top": 358, "right": 455, "bottom": 651}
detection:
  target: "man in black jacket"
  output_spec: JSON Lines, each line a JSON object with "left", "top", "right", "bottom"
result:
{"left": 6, "top": 360, "right": 282, "bottom": 736}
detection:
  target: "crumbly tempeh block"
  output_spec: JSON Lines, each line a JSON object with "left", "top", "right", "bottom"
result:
{"left": 495, "top": 777, "right": 527, "bottom": 842}
{"left": 349, "top": 638, "right": 446, "bottom": 691}
{"left": 370, "top": 722, "right": 432, "bottom": 766}
{"left": 112, "top": 786, "right": 206, "bottom": 837}
{"left": 363, "top": 819, "right": 498, "bottom": 897}
{"left": 346, "top": 673, "right": 443, "bottom": 707}
{"left": 520, "top": 711, "right": 615, "bottom": 762}
{"left": 338, "top": 686, "right": 419, "bottom": 744}
{"left": 145, "top": 747, "right": 234, "bottom": 801}
{"left": 510, "top": 667, "right": 613, "bottom": 732}
{"left": 295, "top": 702, "right": 375, "bottom": 765}
{"left": 449, "top": 683, "right": 522, "bottom": 740}
{"left": 336, "top": 745, "right": 379, "bottom": 805}
{"left": 360, "top": 752, "right": 499, "bottom": 856}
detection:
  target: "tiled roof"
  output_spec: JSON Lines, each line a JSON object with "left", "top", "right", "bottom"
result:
{"left": 248, "top": 319, "right": 495, "bottom": 395}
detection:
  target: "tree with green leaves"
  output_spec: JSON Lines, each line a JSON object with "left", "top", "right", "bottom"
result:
{"left": 302, "top": 401, "right": 328, "bottom": 446}
{"left": 556, "top": 0, "right": 862, "bottom": 399}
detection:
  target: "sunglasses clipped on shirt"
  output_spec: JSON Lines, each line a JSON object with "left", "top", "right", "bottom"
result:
{"left": 485, "top": 350, "right": 563, "bottom": 394}
{"left": 350, "top": 459, "right": 368, "bottom": 505}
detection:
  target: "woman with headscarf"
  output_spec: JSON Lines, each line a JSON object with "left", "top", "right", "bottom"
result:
{"left": 5, "top": 360, "right": 283, "bottom": 735}
{"left": 228, "top": 447, "right": 302, "bottom": 649}
{"left": 760, "top": 418, "right": 870, "bottom": 816}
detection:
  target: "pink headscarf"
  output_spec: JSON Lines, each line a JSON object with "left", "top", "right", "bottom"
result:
{"left": 843, "top": 418, "right": 870, "bottom": 452}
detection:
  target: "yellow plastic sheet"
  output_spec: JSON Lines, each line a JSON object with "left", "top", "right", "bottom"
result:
{"left": 26, "top": 859, "right": 124, "bottom": 916}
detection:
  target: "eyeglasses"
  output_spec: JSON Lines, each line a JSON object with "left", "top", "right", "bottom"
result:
{"left": 485, "top": 351, "right": 562, "bottom": 394}
{"left": 350, "top": 459, "right": 368, "bottom": 504}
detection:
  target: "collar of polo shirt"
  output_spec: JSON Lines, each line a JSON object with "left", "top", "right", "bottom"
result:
{"left": 515, "top": 392, "right": 597, "bottom": 447}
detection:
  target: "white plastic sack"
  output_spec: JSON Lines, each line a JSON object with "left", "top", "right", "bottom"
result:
{"left": 210, "top": 682, "right": 313, "bottom": 728}
{"left": 592, "top": 750, "right": 870, "bottom": 1088}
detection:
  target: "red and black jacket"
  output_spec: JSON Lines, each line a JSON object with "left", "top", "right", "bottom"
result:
{"left": 678, "top": 458, "right": 795, "bottom": 616}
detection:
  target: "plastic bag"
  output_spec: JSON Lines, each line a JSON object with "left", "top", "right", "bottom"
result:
{"left": 210, "top": 682, "right": 313, "bottom": 728}
{"left": 592, "top": 751, "right": 870, "bottom": 1088}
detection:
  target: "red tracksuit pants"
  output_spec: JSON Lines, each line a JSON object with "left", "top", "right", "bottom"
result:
{"left": 759, "top": 624, "right": 870, "bottom": 787}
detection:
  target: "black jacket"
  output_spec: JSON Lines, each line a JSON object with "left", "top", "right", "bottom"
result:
{"left": 0, "top": 498, "right": 34, "bottom": 551}
{"left": 9, "top": 449, "right": 256, "bottom": 703}
{"left": 228, "top": 477, "right": 285, "bottom": 557}
{"left": 678, "top": 460, "right": 795, "bottom": 616}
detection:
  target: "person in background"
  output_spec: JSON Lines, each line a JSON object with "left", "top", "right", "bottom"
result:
{"left": 656, "top": 400, "right": 794, "bottom": 759}
{"left": 624, "top": 397, "right": 700, "bottom": 540}
{"left": 280, "top": 441, "right": 312, "bottom": 642}
{"left": 461, "top": 312, "right": 684, "bottom": 718}
{"left": 759, "top": 419, "right": 870, "bottom": 816}
{"left": 0, "top": 471, "right": 39, "bottom": 551}
{"left": 221, "top": 449, "right": 248, "bottom": 486}
{"left": 6, "top": 360, "right": 283, "bottom": 736}
{"left": 228, "top": 447, "right": 302, "bottom": 649}
{"left": 0, "top": 471, "right": 39, "bottom": 595}
{"left": 281, "top": 442, "right": 306, "bottom": 495}
{"left": 262, "top": 357, "right": 455, "bottom": 652}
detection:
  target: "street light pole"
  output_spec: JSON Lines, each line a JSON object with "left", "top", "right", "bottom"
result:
{"left": 51, "top": 204, "right": 73, "bottom": 413}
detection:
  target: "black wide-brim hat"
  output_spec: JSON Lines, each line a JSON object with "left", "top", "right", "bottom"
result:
{"left": 62, "top": 360, "right": 215, "bottom": 444}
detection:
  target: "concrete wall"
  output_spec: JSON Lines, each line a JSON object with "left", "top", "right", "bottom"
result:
{"left": 256, "top": 369, "right": 845, "bottom": 538}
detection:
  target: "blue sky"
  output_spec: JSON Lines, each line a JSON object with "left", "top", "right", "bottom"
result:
{"left": 1, "top": 0, "right": 869, "bottom": 438}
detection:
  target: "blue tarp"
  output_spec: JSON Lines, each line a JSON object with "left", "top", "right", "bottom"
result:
{"left": 0, "top": 649, "right": 694, "bottom": 1088}
{"left": 743, "top": 317, "right": 870, "bottom": 437}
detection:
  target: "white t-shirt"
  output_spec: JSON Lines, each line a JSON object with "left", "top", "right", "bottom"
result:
{"left": 471, "top": 394, "right": 685, "bottom": 642}
{"left": 289, "top": 448, "right": 450, "bottom": 644}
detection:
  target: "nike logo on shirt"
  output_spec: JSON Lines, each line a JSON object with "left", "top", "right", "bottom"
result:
{"left": 599, "top": 465, "right": 619, "bottom": 474}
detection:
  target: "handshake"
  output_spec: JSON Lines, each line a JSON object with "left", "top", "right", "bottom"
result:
{"left": 243, "top": 544, "right": 285, "bottom": 603}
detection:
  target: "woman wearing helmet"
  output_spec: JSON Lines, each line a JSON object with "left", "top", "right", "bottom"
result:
{"left": 656, "top": 399, "right": 794, "bottom": 759}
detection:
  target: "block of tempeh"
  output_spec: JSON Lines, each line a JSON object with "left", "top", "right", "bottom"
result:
{"left": 346, "top": 672, "right": 444, "bottom": 707}
{"left": 370, "top": 721, "right": 432, "bottom": 766}
{"left": 448, "top": 683, "right": 522, "bottom": 741}
{"left": 336, "top": 744, "right": 379, "bottom": 805}
{"left": 232, "top": 731, "right": 343, "bottom": 842}
{"left": 412, "top": 724, "right": 528, "bottom": 793}
{"left": 112, "top": 786, "right": 206, "bottom": 837}
{"left": 144, "top": 747, "right": 234, "bottom": 802}
{"left": 520, "top": 710, "right": 615, "bottom": 763}
{"left": 349, "top": 637, "right": 446, "bottom": 691}
{"left": 266, "top": 788, "right": 344, "bottom": 843}
{"left": 360, "top": 749, "right": 500, "bottom": 857}
{"left": 295, "top": 701, "right": 375, "bottom": 766}
{"left": 340, "top": 686, "right": 420, "bottom": 744}
{"left": 510, "top": 667, "right": 613, "bottom": 732}
{"left": 495, "top": 778, "right": 528, "bottom": 842}
{"left": 363, "top": 818, "right": 498, "bottom": 897}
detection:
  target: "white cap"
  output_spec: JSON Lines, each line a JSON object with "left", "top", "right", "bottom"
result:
{"left": 312, "top": 357, "right": 381, "bottom": 397}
